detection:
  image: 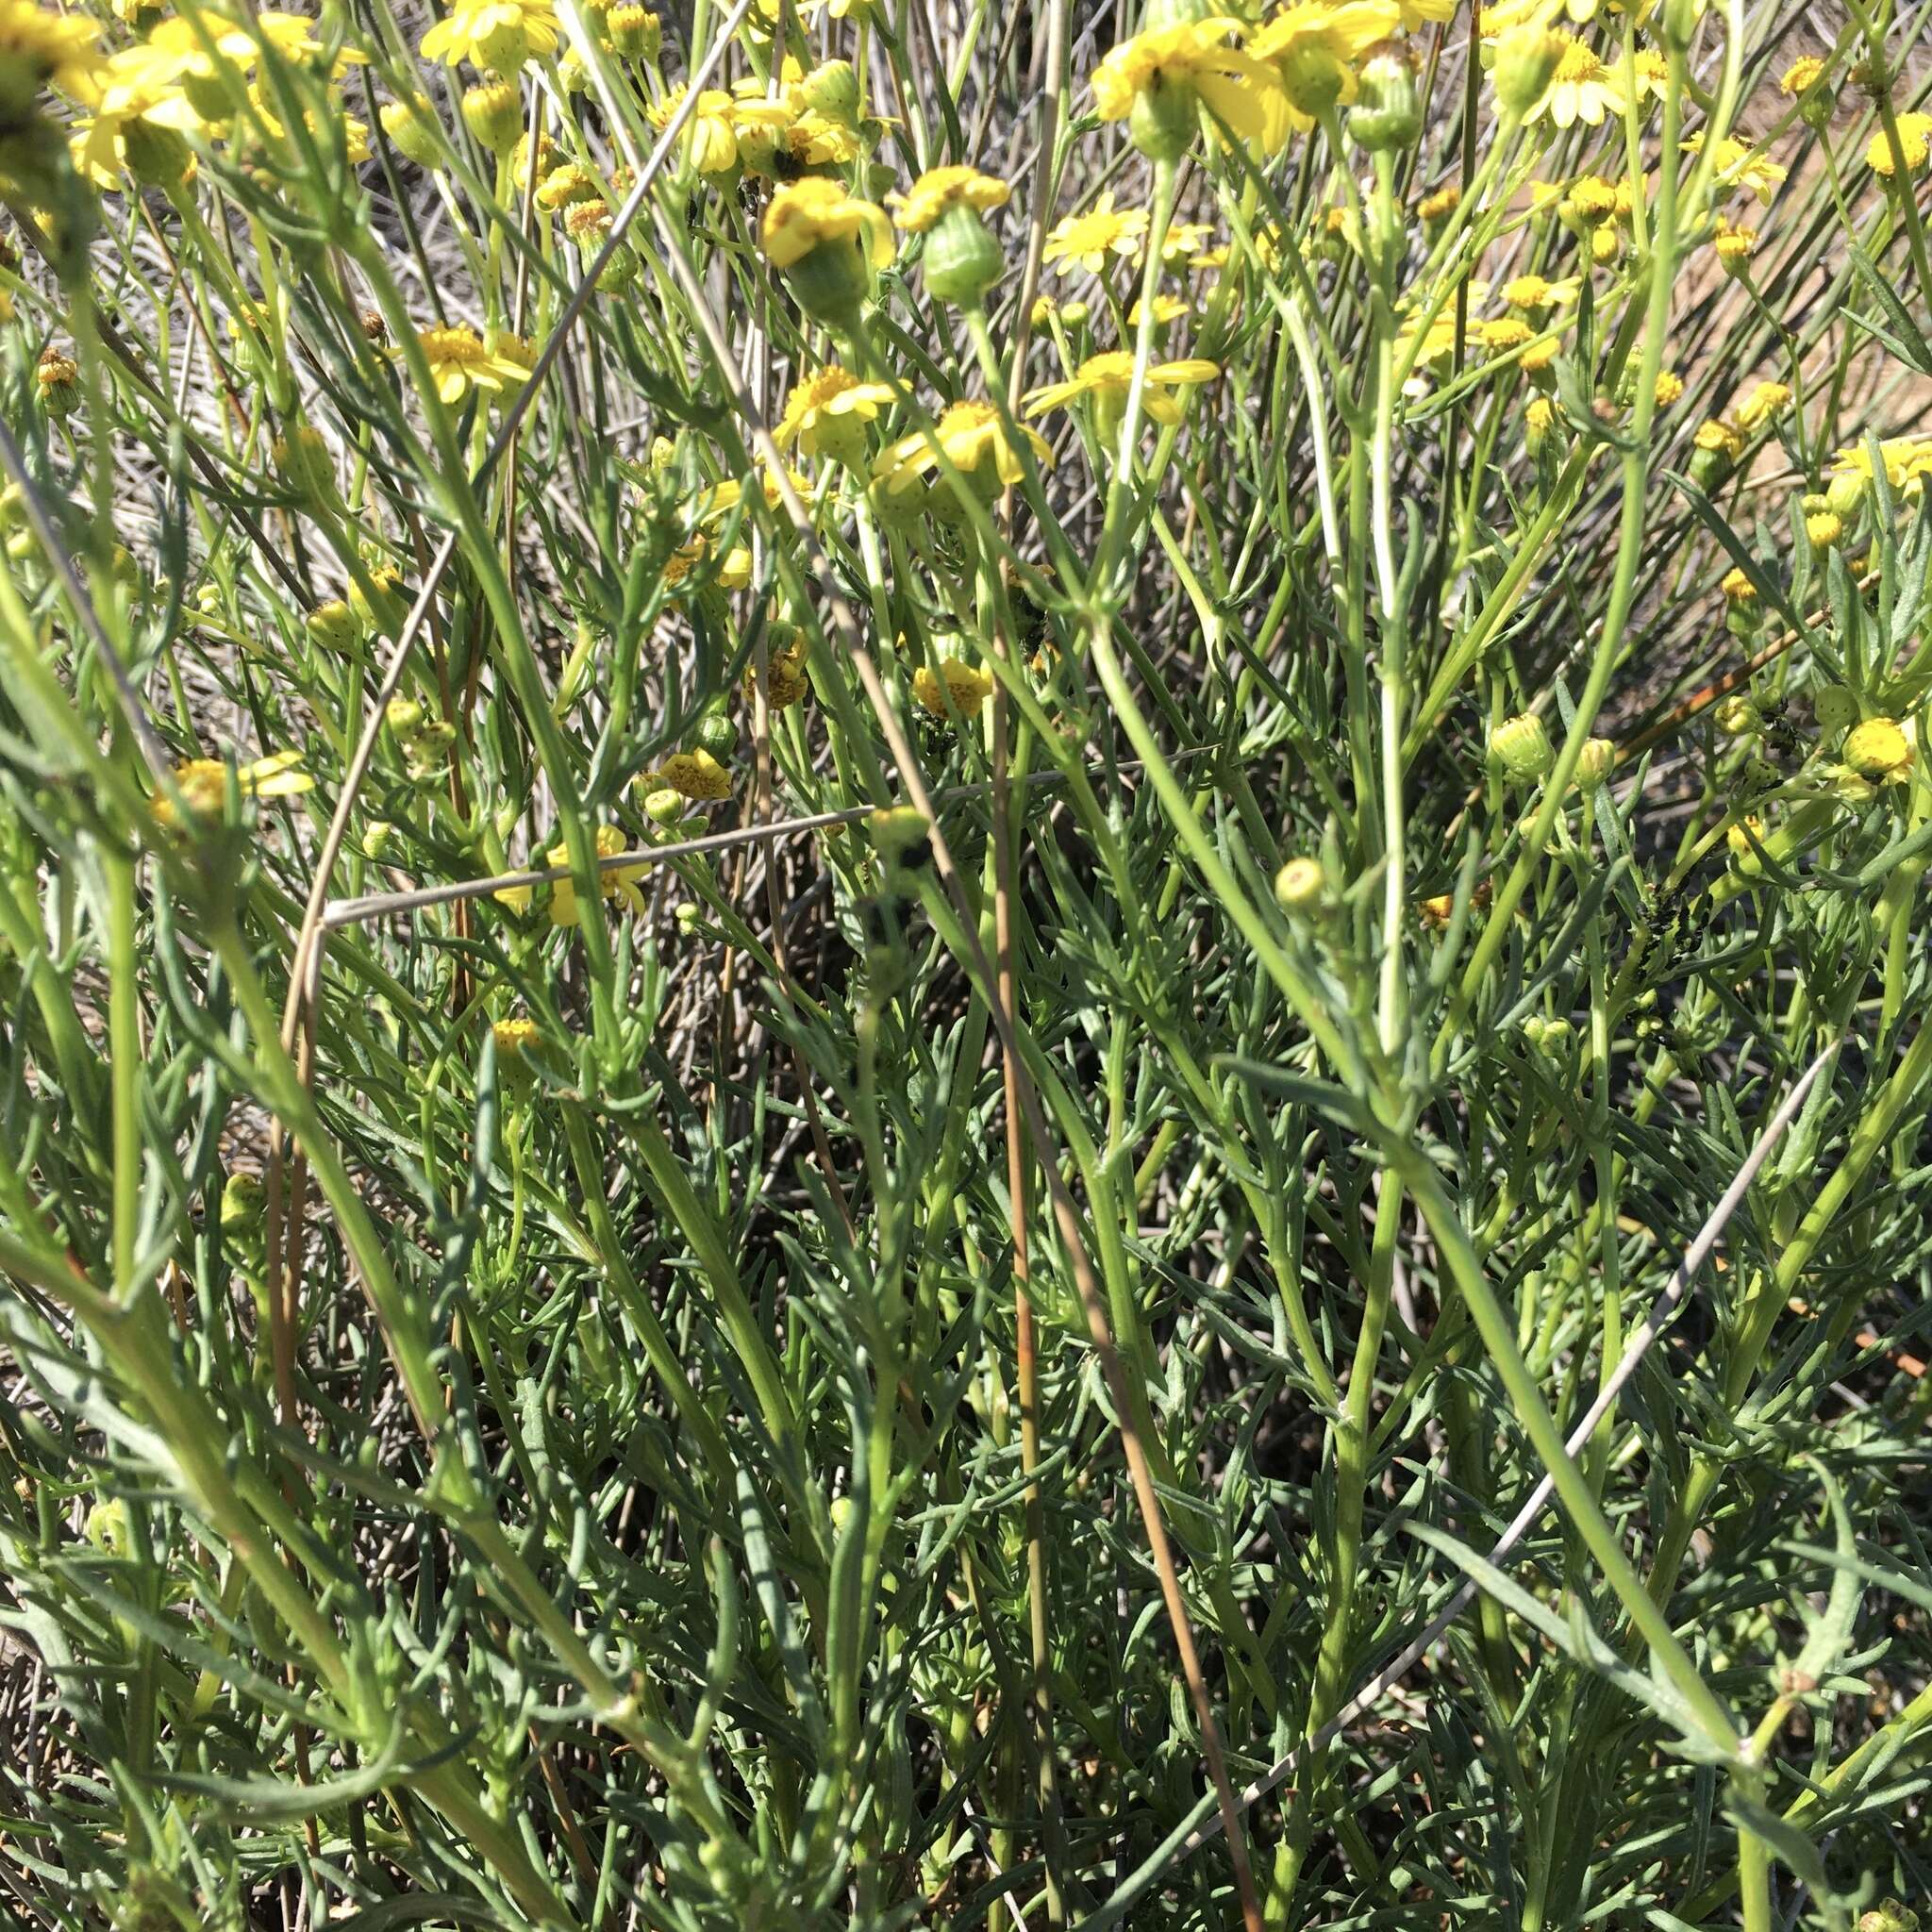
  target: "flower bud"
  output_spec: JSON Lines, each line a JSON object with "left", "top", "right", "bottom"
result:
{"left": 1274, "top": 857, "right": 1327, "bottom": 915}
{"left": 1812, "top": 686, "right": 1857, "bottom": 736}
{"left": 1129, "top": 82, "right": 1199, "bottom": 162}
{"left": 1277, "top": 41, "right": 1351, "bottom": 122}
{"left": 1494, "top": 26, "right": 1565, "bottom": 122}
{"left": 382, "top": 94, "right": 445, "bottom": 168}
{"left": 1714, "top": 695, "right": 1758, "bottom": 738}
{"left": 869, "top": 805, "right": 931, "bottom": 861}
{"left": 642, "top": 785, "right": 685, "bottom": 825}
{"left": 36, "top": 345, "right": 79, "bottom": 420}
{"left": 608, "top": 5, "right": 659, "bottom": 58}
{"left": 1857, "top": 1904, "right": 1920, "bottom": 1932}
{"left": 924, "top": 202, "right": 1004, "bottom": 306}
{"left": 360, "top": 820, "right": 396, "bottom": 860}
{"left": 696, "top": 710, "right": 737, "bottom": 757}
{"left": 350, "top": 566, "right": 409, "bottom": 636}
{"left": 797, "top": 58, "right": 859, "bottom": 124}
{"left": 1349, "top": 42, "right": 1421, "bottom": 152}
{"left": 462, "top": 80, "right": 524, "bottom": 157}
{"left": 1573, "top": 737, "right": 1617, "bottom": 791}
{"left": 307, "top": 599, "right": 359, "bottom": 651}
{"left": 1490, "top": 712, "right": 1553, "bottom": 785}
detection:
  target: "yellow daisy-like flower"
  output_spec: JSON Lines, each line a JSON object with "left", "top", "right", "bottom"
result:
{"left": 409, "top": 325, "right": 532, "bottom": 404}
{"left": 419, "top": 0, "right": 559, "bottom": 73}
{"left": 1778, "top": 56, "right": 1825, "bottom": 98}
{"left": 243, "top": 81, "right": 371, "bottom": 164}
{"left": 872, "top": 400, "right": 1052, "bottom": 500}
{"left": 889, "top": 164, "right": 1010, "bottom": 231}
{"left": 1043, "top": 191, "right": 1148, "bottom": 277}
{"left": 659, "top": 749, "right": 732, "bottom": 800}
{"left": 1162, "top": 222, "right": 1217, "bottom": 264}
{"left": 1500, "top": 272, "right": 1578, "bottom": 311}
{"left": 1521, "top": 34, "right": 1624, "bottom": 128}
{"left": 153, "top": 750, "right": 314, "bottom": 825}
{"left": 548, "top": 824, "right": 647, "bottom": 927}
{"left": 1867, "top": 112, "right": 1932, "bottom": 179}
{"left": 0, "top": 0, "right": 103, "bottom": 102}
{"left": 1478, "top": 315, "right": 1534, "bottom": 354}
{"left": 775, "top": 365, "right": 895, "bottom": 463}
{"left": 913, "top": 658, "right": 995, "bottom": 720}
{"left": 491, "top": 1015, "right": 541, "bottom": 1057}
{"left": 1735, "top": 379, "right": 1792, "bottom": 432}
{"left": 760, "top": 176, "right": 892, "bottom": 269}
{"left": 1023, "top": 350, "right": 1220, "bottom": 425}
{"left": 69, "top": 55, "right": 205, "bottom": 185}
{"left": 1683, "top": 132, "right": 1786, "bottom": 204}
{"left": 646, "top": 86, "right": 741, "bottom": 172}
{"left": 1090, "top": 14, "right": 1290, "bottom": 151}
{"left": 1824, "top": 438, "right": 1932, "bottom": 511}
{"left": 1654, "top": 369, "right": 1684, "bottom": 406}
{"left": 1395, "top": 0, "right": 1456, "bottom": 22}
{"left": 1129, "top": 292, "right": 1191, "bottom": 326}
{"left": 1631, "top": 48, "right": 1668, "bottom": 100}
{"left": 1247, "top": 1, "right": 1400, "bottom": 128}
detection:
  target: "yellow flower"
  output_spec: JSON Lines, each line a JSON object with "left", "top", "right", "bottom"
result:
{"left": 69, "top": 55, "right": 204, "bottom": 185}
{"left": 1719, "top": 567, "right": 1756, "bottom": 606}
{"left": 1778, "top": 56, "right": 1824, "bottom": 98}
{"left": 153, "top": 749, "right": 313, "bottom": 825}
{"left": 659, "top": 749, "right": 732, "bottom": 799}
{"left": 1735, "top": 379, "right": 1791, "bottom": 432}
{"left": 1692, "top": 418, "right": 1743, "bottom": 459}
{"left": 873, "top": 400, "right": 1052, "bottom": 500}
{"left": 1418, "top": 182, "right": 1459, "bottom": 222}
{"left": 646, "top": 86, "right": 741, "bottom": 172}
{"left": 1683, "top": 132, "right": 1786, "bottom": 204}
{"left": 889, "top": 164, "right": 1009, "bottom": 231}
{"left": 1043, "top": 192, "right": 1148, "bottom": 277}
{"left": 419, "top": 0, "right": 559, "bottom": 73}
{"left": 1500, "top": 272, "right": 1577, "bottom": 311}
{"left": 1128, "top": 292, "right": 1191, "bottom": 326}
{"left": 776, "top": 365, "right": 895, "bottom": 463}
{"left": 242, "top": 81, "right": 370, "bottom": 164}
{"left": 0, "top": 0, "right": 103, "bottom": 103}
{"left": 760, "top": 175, "right": 892, "bottom": 269}
{"left": 1024, "top": 349, "right": 1221, "bottom": 425}
{"left": 1654, "top": 369, "right": 1684, "bottom": 406}
{"left": 1247, "top": 1, "right": 1400, "bottom": 128}
{"left": 1630, "top": 48, "right": 1668, "bottom": 100}
{"left": 491, "top": 1016, "right": 541, "bottom": 1057}
{"left": 1090, "top": 15, "right": 1290, "bottom": 152}
{"left": 1395, "top": 0, "right": 1455, "bottom": 21}
{"left": 1844, "top": 716, "right": 1913, "bottom": 782}
{"left": 1519, "top": 34, "right": 1624, "bottom": 128}
{"left": 410, "top": 325, "right": 532, "bottom": 404}
{"left": 1867, "top": 112, "right": 1932, "bottom": 179}
{"left": 913, "top": 658, "right": 994, "bottom": 719}
{"left": 548, "top": 824, "right": 646, "bottom": 927}
{"left": 1478, "top": 315, "right": 1534, "bottom": 354}
{"left": 1163, "top": 221, "right": 1217, "bottom": 263}
{"left": 1711, "top": 214, "right": 1756, "bottom": 270}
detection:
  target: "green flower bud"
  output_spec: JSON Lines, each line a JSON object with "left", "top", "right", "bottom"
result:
{"left": 35, "top": 347, "right": 79, "bottom": 420}
{"left": 1493, "top": 26, "right": 1566, "bottom": 122}
{"left": 608, "top": 5, "right": 659, "bottom": 58}
{"left": 381, "top": 94, "right": 445, "bottom": 170}
{"left": 1348, "top": 42, "right": 1422, "bottom": 151}
{"left": 797, "top": 58, "right": 859, "bottom": 124}
{"left": 696, "top": 710, "right": 737, "bottom": 757}
{"left": 923, "top": 202, "right": 1005, "bottom": 306}
{"left": 1573, "top": 737, "right": 1617, "bottom": 791}
{"left": 307, "top": 599, "right": 360, "bottom": 652}
{"left": 1812, "top": 686, "right": 1857, "bottom": 737}
{"left": 1490, "top": 712, "right": 1554, "bottom": 785}
{"left": 360, "top": 820, "right": 397, "bottom": 860}
{"left": 1273, "top": 857, "right": 1327, "bottom": 915}
{"left": 350, "top": 566, "right": 409, "bottom": 637}
{"left": 462, "top": 80, "right": 524, "bottom": 157}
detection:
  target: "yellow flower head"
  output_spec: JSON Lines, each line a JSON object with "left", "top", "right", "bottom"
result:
{"left": 491, "top": 1016, "right": 541, "bottom": 1058}
{"left": 1516, "top": 33, "right": 1625, "bottom": 127}
{"left": 889, "top": 164, "right": 1009, "bottom": 231}
{"left": 548, "top": 824, "right": 646, "bottom": 927}
{"left": 913, "top": 658, "right": 995, "bottom": 720}
{"left": 648, "top": 87, "right": 741, "bottom": 173}
{"left": 1654, "top": 369, "right": 1684, "bottom": 407}
{"left": 1778, "top": 56, "right": 1825, "bottom": 99}
{"left": 409, "top": 325, "right": 533, "bottom": 404}
{"left": 659, "top": 748, "right": 733, "bottom": 800}
{"left": 1712, "top": 214, "right": 1756, "bottom": 269}
{"left": 1683, "top": 132, "right": 1786, "bottom": 204}
{"left": 776, "top": 364, "right": 895, "bottom": 463}
{"left": 1867, "top": 112, "right": 1932, "bottom": 179}
{"left": 153, "top": 750, "right": 313, "bottom": 825}
{"left": 420, "top": 0, "right": 559, "bottom": 73}
{"left": 872, "top": 400, "right": 1052, "bottom": 503}
{"left": 1024, "top": 350, "right": 1220, "bottom": 426}
{"left": 1843, "top": 716, "right": 1913, "bottom": 783}
{"left": 1500, "top": 272, "right": 1578, "bottom": 311}
{"left": 1735, "top": 379, "right": 1791, "bottom": 432}
{"left": 1043, "top": 191, "right": 1148, "bottom": 277}
{"left": 1247, "top": 0, "right": 1400, "bottom": 127}
{"left": 1091, "top": 15, "right": 1290, "bottom": 150}
{"left": 760, "top": 175, "right": 892, "bottom": 269}
{"left": 0, "top": 0, "right": 104, "bottom": 102}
